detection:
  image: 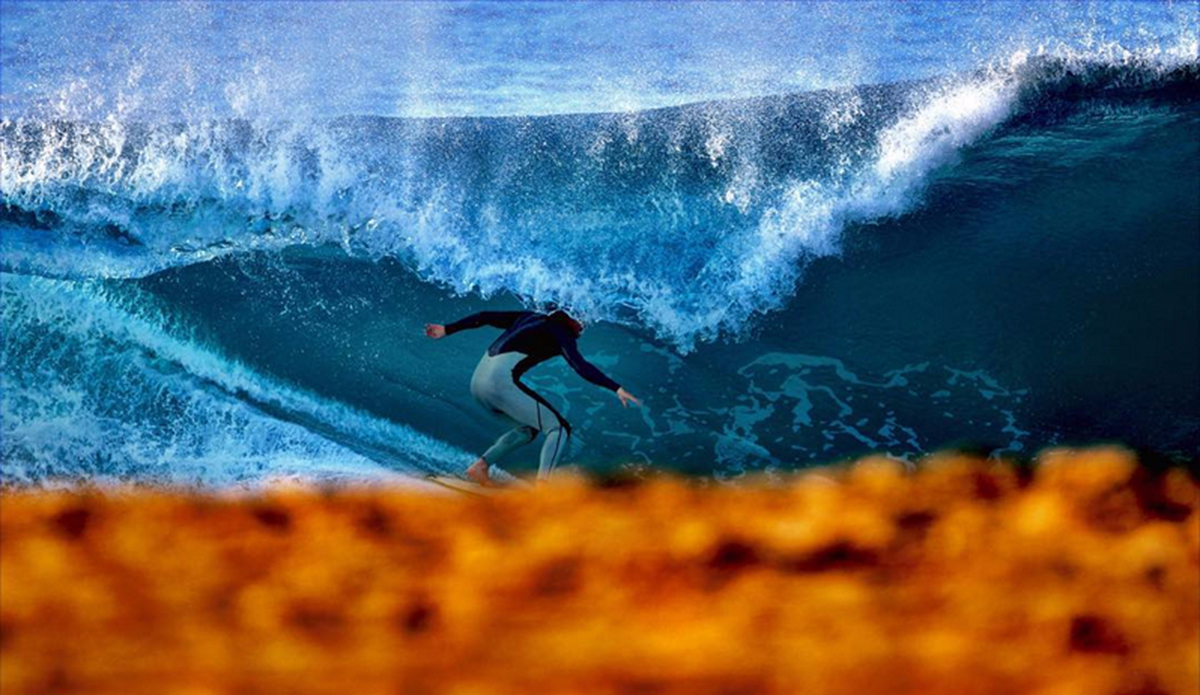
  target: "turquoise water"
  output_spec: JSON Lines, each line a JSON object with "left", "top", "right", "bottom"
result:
{"left": 2, "top": 2, "right": 1197, "bottom": 484}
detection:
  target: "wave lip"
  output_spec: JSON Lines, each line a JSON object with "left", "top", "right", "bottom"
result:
{"left": 2, "top": 50, "right": 1198, "bottom": 348}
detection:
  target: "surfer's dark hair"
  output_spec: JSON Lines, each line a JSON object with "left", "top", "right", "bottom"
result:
{"left": 547, "top": 308, "right": 584, "bottom": 336}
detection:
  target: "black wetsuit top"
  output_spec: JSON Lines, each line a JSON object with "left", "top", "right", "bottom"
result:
{"left": 445, "top": 311, "right": 621, "bottom": 392}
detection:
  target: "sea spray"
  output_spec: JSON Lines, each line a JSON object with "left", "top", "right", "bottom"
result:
{"left": 3, "top": 56, "right": 1194, "bottom": 347}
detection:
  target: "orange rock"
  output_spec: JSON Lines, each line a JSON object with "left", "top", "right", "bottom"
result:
{"left": 0, "top": 448, "right": 1196, "bottom": 695}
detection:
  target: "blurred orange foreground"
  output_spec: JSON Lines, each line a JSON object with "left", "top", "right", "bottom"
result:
{"left": 1, "top": 448, "right": 1197, "bottom": 695}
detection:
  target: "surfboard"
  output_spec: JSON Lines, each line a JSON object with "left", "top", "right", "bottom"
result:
{"left": 425, "top": 474, "right": 531, "bottom": 495}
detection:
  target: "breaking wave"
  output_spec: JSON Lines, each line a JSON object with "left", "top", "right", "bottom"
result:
{"left": 4, "top": 53, "right": 1195, "bottom": 348}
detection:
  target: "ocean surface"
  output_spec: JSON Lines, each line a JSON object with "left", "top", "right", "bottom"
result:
{"left": 2, "top": 1, "right": 1197, "bottom": 486}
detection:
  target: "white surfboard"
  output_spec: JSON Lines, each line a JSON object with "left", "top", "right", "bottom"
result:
{"left": 425, "top": 473, "right": 532, "bottom": 495}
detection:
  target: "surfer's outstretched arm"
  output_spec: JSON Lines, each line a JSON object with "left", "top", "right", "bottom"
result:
{"left": 557, "top": 328, "right": 642, "bottom": 408}
{"left": 425, "top": 311, "right": 530, "bottom": 339}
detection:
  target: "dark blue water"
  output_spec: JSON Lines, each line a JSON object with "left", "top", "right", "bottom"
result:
{"left": 2, "top": 2, "right": 1197, "bottom": 485}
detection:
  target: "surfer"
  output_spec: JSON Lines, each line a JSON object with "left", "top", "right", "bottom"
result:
{"left": 425, "top": 309, "right": 640, "bottom": 485}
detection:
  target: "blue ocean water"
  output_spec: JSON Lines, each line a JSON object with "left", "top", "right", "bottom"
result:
{"left": 2, "top": 1, "right": 1197, "bottom": 485}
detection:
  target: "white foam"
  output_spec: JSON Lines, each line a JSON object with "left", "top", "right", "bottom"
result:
{"left": 631, "top": 71, "right": 1020, "bottom": 348}
{"left": 2, "top": 45, "right": 1195, "bottom": 349}
{"left": 1, "top": 273, "right": 470, "bottom": 487}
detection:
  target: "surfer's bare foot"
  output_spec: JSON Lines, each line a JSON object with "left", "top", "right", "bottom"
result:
{"left": 466, "top": 458, "right": 494, "bottom": 487}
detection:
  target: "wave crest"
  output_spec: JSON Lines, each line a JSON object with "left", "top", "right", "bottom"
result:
{"left": 2, "top": 53, "right": 1196, "bottom": 348}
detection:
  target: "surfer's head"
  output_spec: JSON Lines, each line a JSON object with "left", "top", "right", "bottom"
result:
{"left": 548, "top": 309, "right": 585, "bottom": 337}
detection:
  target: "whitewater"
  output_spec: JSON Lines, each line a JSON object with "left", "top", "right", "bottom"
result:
{"left": 2, "top": 2, "right": 1198, "bottom": 485}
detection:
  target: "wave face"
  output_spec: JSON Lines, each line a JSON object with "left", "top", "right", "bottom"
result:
{"left": 2, "top": 2, "right": 1198, "bottom": 484}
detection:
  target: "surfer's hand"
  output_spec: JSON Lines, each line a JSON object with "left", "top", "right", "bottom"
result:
{"left": 425, "top": 324, "right": 446, "bottom": 339}
{"left": 616, "top": 387, "right": 641, "bottom": 408}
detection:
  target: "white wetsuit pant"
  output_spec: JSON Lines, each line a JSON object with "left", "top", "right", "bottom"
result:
{"left": 470, "top": 351, "right": 571, "bottom": 480}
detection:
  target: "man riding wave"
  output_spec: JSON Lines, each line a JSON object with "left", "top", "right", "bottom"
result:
{"left": 426, "top": 309, "right": 640, "bottom": 485}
